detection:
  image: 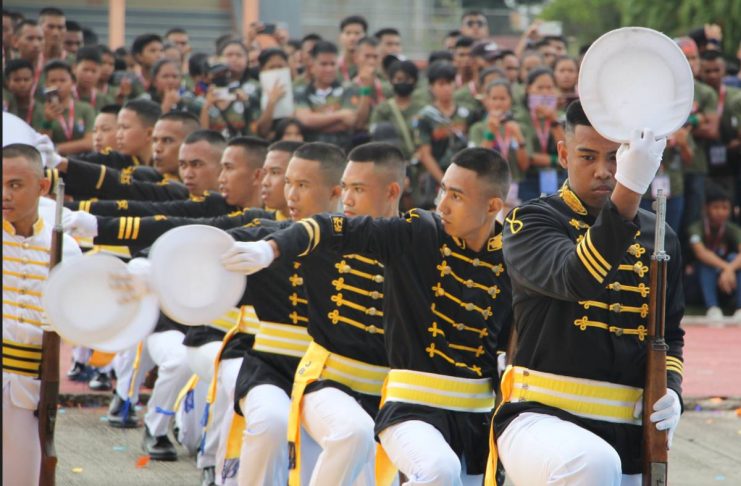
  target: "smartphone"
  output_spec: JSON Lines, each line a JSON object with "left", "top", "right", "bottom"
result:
{"left": 262, "top": 23, "right": 276, "bottom": 35}
{"left": 209, "top": 64, "right": 231, "bottom": 87}
{"left": 538, "top": 21, "right": 563, "bottom": 37}
{"left": 43, "top": 87, "right": 60, "bottom": 104}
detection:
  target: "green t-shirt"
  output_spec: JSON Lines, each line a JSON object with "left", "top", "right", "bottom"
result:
{"left": 413, "top": 103, "right": 473, "bottom": 169}
{"left": 453, "top": 85, "right": 484, "bottom": 122}
{"left": 468, "top": 119, "right": 524, "bottom": 182}
{"left": 31, "top": 98, "right": 95, "bottom": 145}
{"left": 77, "top": 89, "right": 116, "bottom": 112}
{"left": 205, "top": 96, "right": 261, "bottom": 138}
{"left": 370, "top": 97, "right": 426, "bottom": 158}
{"left": 687, "top": 220, "right": 741, "bottom": 258}
{"left": 687, "top": 80, "right": 718, "bottom": 174}
{"left": 3, "top": 88, "right": 17, "bottom": 114}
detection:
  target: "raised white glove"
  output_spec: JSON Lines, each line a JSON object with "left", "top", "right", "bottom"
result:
{"left": 220, "top": 240, "right": 275, "bottom": 275}
{"left": 615, "top": 128, "right": 667, "bottom": 195}
{"left": 497, "top": 352, "right": 507, "bottom": 377}
{"left": 109, "top": 258, "right": 153, "bottom": 304}
{"left": 650, "top": 389, "right": 681, "bottom": 449}
{"left": 35, "top": 134, "right": 62, "bottom": 168}
{"left": 62, "top": 211, "right": 98, "bottom": 238}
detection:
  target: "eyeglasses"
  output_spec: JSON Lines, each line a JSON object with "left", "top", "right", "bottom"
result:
{"left": 465, "top": 20, "right": 486, "bottom": 28}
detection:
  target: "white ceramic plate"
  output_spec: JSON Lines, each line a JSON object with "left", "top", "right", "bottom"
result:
{"left": 578, "top": 27, "right": 694, "bottom": 143}
{"left": 149, "top": 225, "right": 246, "bottom": 326}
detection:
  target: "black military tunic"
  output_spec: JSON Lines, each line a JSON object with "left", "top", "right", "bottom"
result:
{"left": 268, "top": 209, "right": 512, "bottom": 474}
{"left": 63, "top": 157, "right": 188, "bottom": 201}
{"left": 230, "top": 220, "right": 310, "bottom": 413}
{"left": 493, "top": 183, "right": 685, "bottom": 474}
{"left": 66, "top": 191, "right": 237, "bottom": 218}
{"left": 91, "top": 208, "right": 280, "bottom": 253}
{"left": 269, "top": 219, "right": 388, "bottom": 416}
{"left": 75, "top": 148, "right": 150, "bottom": 171}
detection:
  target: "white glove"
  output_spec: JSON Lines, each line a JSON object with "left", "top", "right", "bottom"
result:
{"left": 62, "top": 211, "right": 98, "bottom": 238}
{"left": 615, "top": 128, "right": 667, "bottom": 195}
{"left": 650, "top": 389, "right": 681, "bottom": 449}
{"left": 35, "top": 134, "right": 63, "bottom": 168}
{"left": 497, "top": 352, "right": 507, "bottom": 378}
{"left": 110, "top": 258, "right": 153, "bottom": 304}
{"left": 221, "top": 240, "right": 275, "bottom": 275}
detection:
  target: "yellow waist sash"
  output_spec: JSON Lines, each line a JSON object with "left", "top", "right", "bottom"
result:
{"left": 483, "top": 366, "right": 644, "bottom": 485}
{"left": 2, "top": 339, "right": 42, "bottom": 379}
{"left": 287, "top": 341, "right": 390, "bottom": 486}
{"left": 252, "top": 321, "right": 312, "bottom": 358}
{"left": 385, "top": 369, "right": 495, "bottom": 413}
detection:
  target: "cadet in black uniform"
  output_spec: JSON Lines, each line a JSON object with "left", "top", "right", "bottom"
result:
{"left": 225, "top": 147, "right": 513, "bottom": 485}
{"left": 489, "top": 101, "right": 684, "bottom": 486}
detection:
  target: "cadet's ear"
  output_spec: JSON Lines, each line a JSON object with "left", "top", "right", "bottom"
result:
{"left": 145, "top": 125, "right": 154, "bottom": 139}
{"left": 557, "top": 139, "right": 568, "bottom": 170}
{"left": 387, "top": 181, "right": 401, "bottom": 202}
{"left": 330, "top": 184, "right": 342, "bottom": 200}
{"left": 488, "top": 196, "right": 504, "bottom": 216}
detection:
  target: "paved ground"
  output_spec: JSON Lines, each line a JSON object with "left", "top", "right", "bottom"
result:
{"left": 53, "top": 407, "right": 741, "bottom": 485}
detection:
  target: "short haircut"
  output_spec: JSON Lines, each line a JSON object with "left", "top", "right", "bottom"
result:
{"left": 287, "top": 39, "right": 302, "bottom": 51}
{"left": 131, "top": 33, "right": 163, "bottom": 55}
{"left": 82, "top": 27, "right": 98, "bottom": 46}
{"left": 356, "top": 36, "right": 378, "bottom": 50}
{"left": 564, "top": 100, "right": 592, "bottom": 133}
{"left": 268, "top": 140, "right": 304, "bottom": 155}
{"left": 311, "top": 40, "right": 338, "bottom": 58}
{"left": 184, "top": 129, "right": 226, "bottom": 146}
{"left": 450, "top": 147, "right": 511, "bottom": 199}
{"left": 97, "top": 44, "right": 113, "bottom": 58}
{"left": 374, "top": 28, "right": 400, "bottom": 39}
{"left": 455, "top": 36, "right": 475, "bottom": 49}
{"left": 165, "top": 27, "right": 187, "bottom": 37}
{"left": 99, "top": 104, "right": 122, "bottom": 115}
{"left": 122, "top": 99, "right": 162, "bottom": 127}
{"left": 159, "top": 110, "right": 201, "bottom": 133}
{"left": 428, "top": 50, "right": 453, "bottom": 65}
{"left": 65, "top": 20, "right": 82, "bottom": 32}
{"left": 3, "top": 143, "right": 44, "bottom": 178}
{"left": 347, "top": 142, "right": 407, "bottom": 186}
{"left": 544, "top": 35, "right": 568, "bottom": 47}
{"left": 461, "top": 10, "right": 485, "bottom": 20}
{"left": 340, "top": 15, "right": 368, "bottom": 33}
{"left": 301, "top": 33, "right": 322, "bottom": 45}
{"left": 427, "top": 60, "right": 457, "bottom": 84}
{"left": 258, "top": 48, "right": 288, "bottom": 68}
{"left": 14, "top": 19, "right": 38, "bottom": 36}
{"left": 75, "top": 46, "right": 102, "bottom": 64}
{"left": 43, "top": 59, "right": 73, "bottom": 77}
{"left": 274, "top": 118, "right": 305, "bottom": 141}
{"left": 293, "top": 142, "right": 346, "bottom": 186}
{"left": 388, "top": 60, "right": 418, "bottom": 82}
{"left": 38, "top": 7, "right": 65, "bottom": 19}
{"left": 4, "top": 59, "right": 34, "bottom": 78}
{"left": 227, "top": 136, "right": 270, "bottom": 169}
{"left": 705, "top": 183, "right": 731, "bottom": 204}
{"left": 700, "top": 50, "right": 724, "bottom": 62}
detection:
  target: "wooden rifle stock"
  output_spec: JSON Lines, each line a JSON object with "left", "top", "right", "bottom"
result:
{"left": 642, "top": 191, "right": 670, "bottom": 486}
{"left": 38, "top": 180, "right": 65, "bottom": 486}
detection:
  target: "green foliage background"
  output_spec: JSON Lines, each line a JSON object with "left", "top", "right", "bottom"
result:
{"left": 541, "top": 0, "right": 740, "bottom": 57}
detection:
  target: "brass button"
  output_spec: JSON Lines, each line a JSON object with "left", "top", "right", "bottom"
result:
{"left": 369, "top": 291, "right": 381, "bottom": 300}
{"left": 373, "top": 275, "right": 384, "bottom": 283}
{"left": 472, "top": 258, "right": 480, "bottom": 266}
{"left": 465, "top": 303, "right": 475, "bottom": 311}
{"left": 465, "top": 279, "right": 474, "bottom": 288}
{"left": 523, "top": 370, "right": 530, "bottom": 377}
{"left": 21, "top": 257, "right": 29, "bottom": 264}
{"left": 456, "top": 323, "right": 465, "bottom": 331}
{"left": 22, "top": 243, "right": 30, "bottom": 249}
{"left": 610, "top": 304, "right": 622, "bottom": 313}
{"left": 367, "top": 325, "right": 378, "bottom": 334}
{"left": 614, "top": 328, "right": 623, "bottom": 336}
{"left": 488, "top": 286, "right": 498, "bottom": 296}
{"left": 339, "top": 264, "right": 351, "bottom": 273}
{"left": 367, "top": 307, "right": 378, "bottom": 316}
{"left": 442, "top": 246, "right": 452, "bottom": 257}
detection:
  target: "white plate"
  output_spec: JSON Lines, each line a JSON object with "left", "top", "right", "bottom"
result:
{"left": 149, "top": 225, "right": 246, "bottom": 326}
{"left": 43, "top": 254, "right": 153, "bottom": 346}
{"left": 578, "top": 27, "right": 694, "bottom": 143}
{"left": 92, "top": 293, "right": 159, "bottom": 352}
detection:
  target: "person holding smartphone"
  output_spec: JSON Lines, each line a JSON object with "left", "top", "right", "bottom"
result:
{"left": 31, "top": 60, "right": 95, "bottom": 155}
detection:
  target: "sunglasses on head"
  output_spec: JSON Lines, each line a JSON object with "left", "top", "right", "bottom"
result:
{"left": 465, "top": 19, "right": 486, "bottom": 28}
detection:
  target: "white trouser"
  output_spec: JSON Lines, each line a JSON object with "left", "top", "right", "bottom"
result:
{"left": 214, "top": 357, "right": 243, "bottom": 484}
{"left": 497, "top": 412, "right": 642, "bottom": 486}
{"left": 2, "top": 383, "right": 40, "bottom": 485}
{"left": 185, "top": 341, "right": 223, "bottom": 469}
{"left": 114, "top": 345, "right": 144, "bottom": 403}
{"left": 302, "top": 386, "right": 376, "bottom": 486}
{"left": 378, "top": 419, "right": 482, "bottom": 486}
{"left": 236, "top": 384, "right": 320, "bottom": 486}
{"left": 176, "top": 378, "right": 209, "bottom": 455}
{"left": 143, "top": 330, "right": 192, "bottom": 437}
{"left": 71, "top": 345, "right": 92, "bottom": 365}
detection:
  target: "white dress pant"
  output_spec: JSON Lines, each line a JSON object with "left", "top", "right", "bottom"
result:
{"left": 142, "top": 330, "right": 192, "bottom": 437}
{"left": 497, "top": 412, "right": 642, "bottom": 486}
{"left": 237, "top": 384, "right": 320, "bottom": 486}
{"left": 302, "top": 386, "right": 376, "bottom": 486}
{"left": 185, "top": 341, "right": 224, "bottom": 469}
{"left": 2, "top": 383, "right": 40, "bottom": 485}
{"left": 378, "top": 419, "right": 482, "bottom": 486}
{"left": 214, "top": 357, "right": 243, "bottom": 485}
{"left": 176, "top": 378, "right": 209, "bottom": 455}
{"left": 113, "top": 345, "right": 144, "bottom": 403}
